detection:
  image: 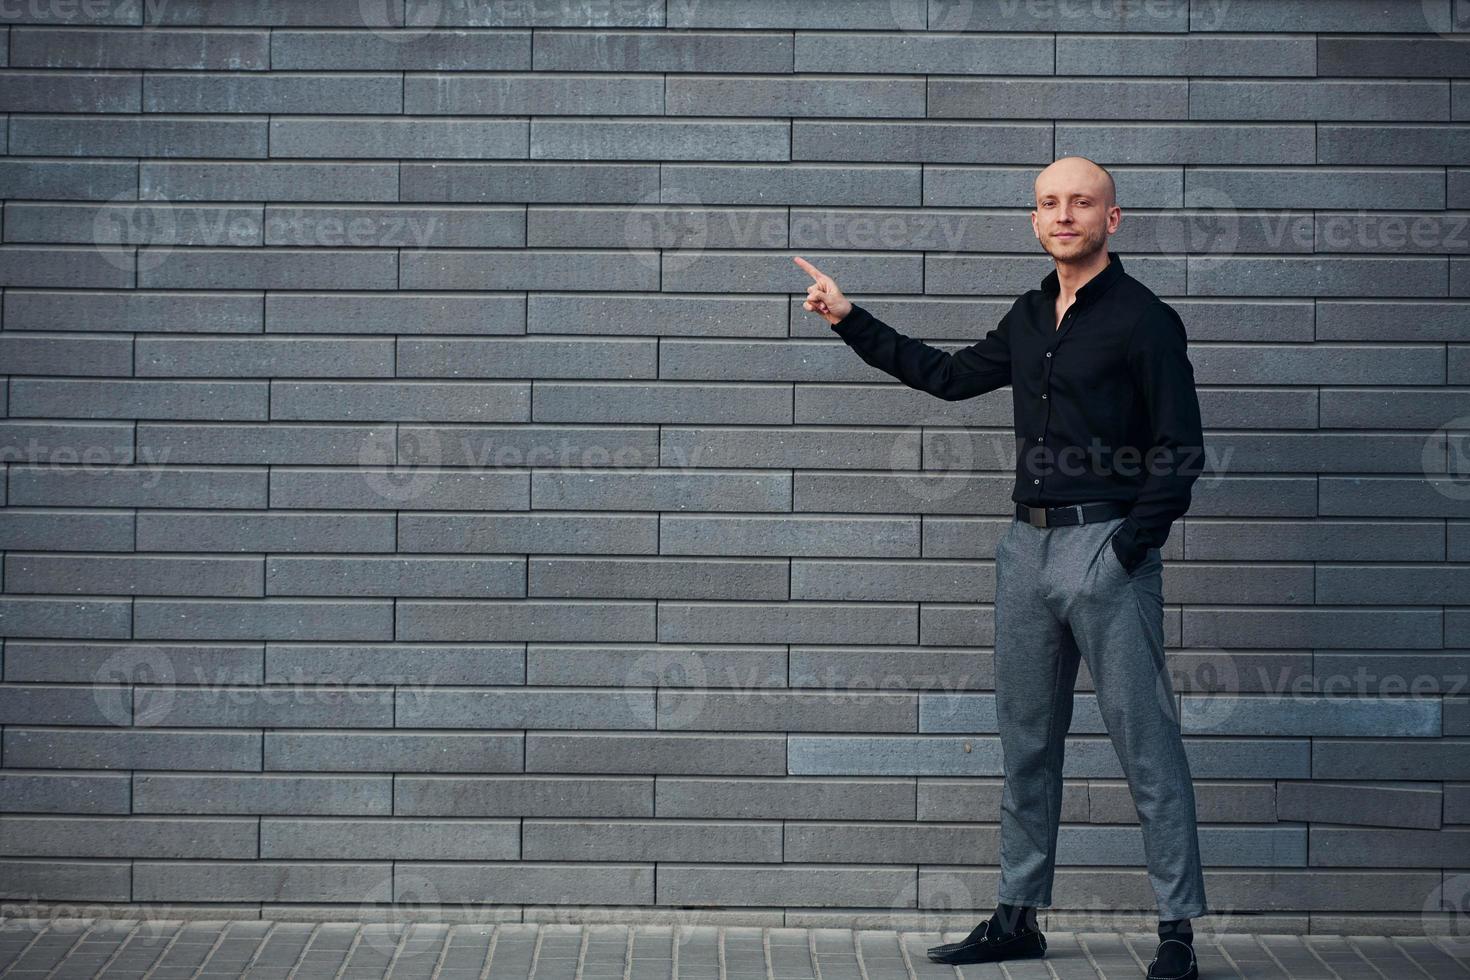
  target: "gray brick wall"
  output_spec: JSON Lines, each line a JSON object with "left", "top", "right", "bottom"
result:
{"left": 0, "top": 0, "right": 1468, "bottom": 935}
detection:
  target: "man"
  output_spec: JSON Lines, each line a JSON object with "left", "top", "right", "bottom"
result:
{"left": 794, "top": 156, "right": 1207, "bottom": 980}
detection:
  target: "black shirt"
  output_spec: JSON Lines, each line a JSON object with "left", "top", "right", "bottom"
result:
{"left": 829, "top": 251, "right": 1205, "bottom": 573}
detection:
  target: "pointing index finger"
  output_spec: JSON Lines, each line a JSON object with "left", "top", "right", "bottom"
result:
{"left": 793, "top": 255, "right": 827, "bottom": 284}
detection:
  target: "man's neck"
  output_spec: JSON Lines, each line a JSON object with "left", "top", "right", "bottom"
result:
{"left": 1053, "top": 248, "right": 1110, "bottom": 305}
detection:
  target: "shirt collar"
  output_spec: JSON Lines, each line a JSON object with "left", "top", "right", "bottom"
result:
{"left": 1039, "top": 250, "right": 1124, "bottom": 307}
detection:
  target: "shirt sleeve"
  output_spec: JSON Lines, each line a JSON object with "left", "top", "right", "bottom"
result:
{"left": 1109, "top": 301, "right": 1206, "bottom": 571}
{"left": 829, "top": 303, "right": 1012, "bottom": 401}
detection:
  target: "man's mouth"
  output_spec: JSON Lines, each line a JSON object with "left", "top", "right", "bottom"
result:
{"left": 1055, "top": 233, "right": 1078, "bottom": 239}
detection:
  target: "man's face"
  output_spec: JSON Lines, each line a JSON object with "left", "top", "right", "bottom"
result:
{"left": 1032, "top": 179, "right": 1114, "bottom": 262}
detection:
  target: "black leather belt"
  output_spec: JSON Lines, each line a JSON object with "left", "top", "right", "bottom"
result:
{"left": 1016, "top": 500, "right": 1131, "bottom": 528}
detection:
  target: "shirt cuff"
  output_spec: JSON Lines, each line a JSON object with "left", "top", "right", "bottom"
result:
{"left": 831, "top": 303, "right": 867, "bottom": 333}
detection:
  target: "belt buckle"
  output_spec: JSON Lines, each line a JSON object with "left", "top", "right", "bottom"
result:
{"left": 1026, "top": 505, "right": 1048, "bottom": 527}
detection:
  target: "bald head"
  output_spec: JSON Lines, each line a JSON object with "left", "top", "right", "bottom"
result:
{"left": 1031, "top": 155, "right": 1119, "bottom": 263}
{"left": 1035, "top": 156, "right": 1115, "bottom": 210}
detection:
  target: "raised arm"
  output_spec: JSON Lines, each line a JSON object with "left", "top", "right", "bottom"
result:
{"left": 796, "top": 255, "right": 1012, "bottom": 402}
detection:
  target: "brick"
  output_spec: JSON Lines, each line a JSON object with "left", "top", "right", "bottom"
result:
{"left": 269, "top": 117, "right": 527, "bottom": 159}
{"left": 667, "top": 76, "right": 925, "bottom": 117}
{"left": 9, "top": 27, "right": 270, "bottom": 68}
{"left": 263, "top": 205, "right": 521, "bottom": 249}
{"left": 1192, "top": 80, "right": 1448, "bottom": 121}
{"left": 397, "top": 688, "right": 654, "bottom": 729}
{"left": 523, "top": 819, "right": 778, "bottom": 862}
{"left": 527, "top": 293, "right": 786, "bottom": 337}
{"left": 1056, "top": 33, "right": 1314, "bottom": 76}
{"left": 535, "top": 30, "right": 791, "bottom": 72}
{"left": 270, "top": 380, "right": 528, "bottom": 421}
{"left": 0, "top": 771, "right": 131, "bottom": 814}
{"left": 0, "top": 0, "right": 139, "bottom": 23}
{"left": 796, "top": 32, "right": 1050, "bottom": 74}
{"left": 1320, "top": 36, "right": 1470, "bottom": 76}
{"left": 0, "top": 333, "right": 133, "bottom": 375}
{"left": 10, "top": 114, "right": 266, "bottom": 156}
{"left": 137, "top": 248, "right": 397, "bottom": 289}
{"left": 0, "top": 245, "right": 134, "bottom": 288}
{"left": 0, "top": 860, "right": 129, "bottom": 901}
{"left": 399, "top": 249, "right": 658, "bottom": 290}
{"left": 395, "top": 775, "right": 651, "bottom": 816}
{"left": 793, "top": 121, "right": 1050, "bottom": 163}
{"left": 400, "top": 863, "right": 654, "bottom": 904}
{"left": 424, "top": 0, "right": 663, "bottom": 26}
{"left": 4, "top": 289, "right": 263, "bottom": 332}
{"left": 134, "top": 598, "right": 394, "bottom": 640}
{"left": 1196, "top": 0, "right": 1450, "bottom": 32}
{"left": 2, "top": 728, "right": 260, "bottom": 770}
{"left": 660, "top": 164, "right": 920, "bottom": 206}
{"left": 396, "top": 599, "right": 654, "bottom": 643}
{"left": 929, "top": 79, "right": 1187, "bottom": 120}
{"left": 530, "top": 557, "right": 786, "bottom": 601}
{"left": 267, "top": 291, "right": 523, "bottom": 333}
{"left": 144, "top": 71, "right": 402, "bottom": 112}
{"left": 142, "top": 161, "right": 399, "bottom": 202}
{"left": 132, "top": 860, "right": 390, "bottom": 901}
{"left": 4, "top": 553, "right": 261, "bottom": 596}
{"left": 401, "top": 161, "right": 657, "bottom": 202}
{"left": 149, "top": 0, "right": 393, "bottom": 26}
{"left": 271, "top": 29, "right": 530, "bottom": 69}
{"left": 667, "top": 0, "right": 922, "bottom": 29}
{"left": 1056, "top": 122, "right": 1314, "bottom": 164}
{"left": 657, "top": 863, "right": 913, "bottom": 907}
{"left": 0, "top": 684, "right": 127, "bottom": 725}
{"left": 0, "top": 70, "right": 139, "bottom": 111}
{"left": 262, "top": 817, "right": 519, "bottom": 859}
{"left": 531, "top": 120, "right": 788, "bottom": 161}
{"left": 1277, "top": 780, "right": 1441, "bottom": 829}
{"left": 264, "top": 732, "right": 523, "bottom": 772}
{"left": 524, "top": 733, "right": 785, "bottom": 775}
{"left": 0, "top": 159, "right": 137, "bottom": 200}
{"left": 2, "top": 640, "right": 262, "bottom": 684}
{"left": 405, "top": 72, "right": 662, "bottom": 114}
{"left": 134, "top": 773, "right": 391, "bottom": 814}
{"left": 5, "top": 202, "right": 262, "bottom": 246}
{"left": 1186, "top": 257, "right": 1447, "bottom": 298}
{"left": 0, "top": 815, "right": 257, "bottom": 858}
{"left": 1319, "top": 123, "right": 1470, "bottom": 165}
{"left": 1185, "top": 167, "right": 1444, "bottom": 209}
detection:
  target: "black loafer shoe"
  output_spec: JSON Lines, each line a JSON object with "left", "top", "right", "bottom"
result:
{"left": 926, "top": 915, "right": 1047, "bottom": 964}
{"left": 1145, "top": 938, "right": 1199, "bottom": 980}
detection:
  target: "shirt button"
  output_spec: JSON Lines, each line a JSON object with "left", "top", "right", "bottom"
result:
{"left": 1045, "top": 351, "right": 1052, "bottom": 358}
{"left": 1042, "top": 393, "right": 1047, "bottom": 399}
{"left": 1032, "top": 478, "right": 1040, "bottom": 484}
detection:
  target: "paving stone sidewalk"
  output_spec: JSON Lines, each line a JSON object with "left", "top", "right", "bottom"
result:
{"left": 2, "top": 920, "right": 1468, "bottom": 980}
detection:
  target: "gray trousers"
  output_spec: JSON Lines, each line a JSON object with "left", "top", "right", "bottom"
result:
{"left": 993, "top": 512, "right": 1209, "bottom": 920}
